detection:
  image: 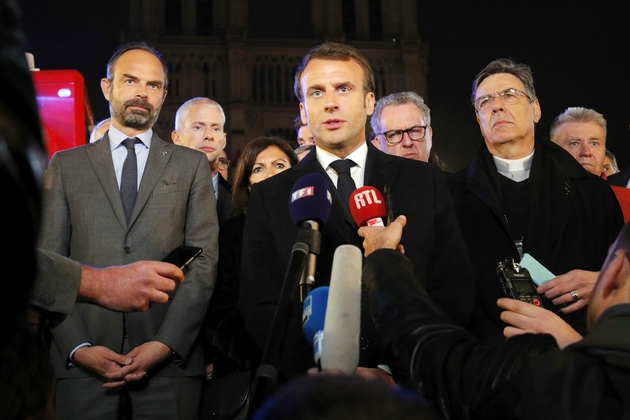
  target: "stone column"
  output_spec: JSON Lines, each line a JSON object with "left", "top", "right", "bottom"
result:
{"left": 355, "top": 0, "right": 370, "bottom": 39}
{"left": 182, "top": 0, "right": 196, "bottom": 35}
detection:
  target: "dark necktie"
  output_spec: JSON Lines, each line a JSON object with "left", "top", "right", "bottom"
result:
{"left": 330, "top": 159, "right": 357, "bottom": 207}
{"left": 120, "top": 138, "right": 139, "bottom": 223}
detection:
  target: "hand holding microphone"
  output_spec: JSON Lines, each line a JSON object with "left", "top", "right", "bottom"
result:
{"left": 358, "top": 215, "right": 407, "bottom": 257}
{"left": 349, "top": 186, "right": 407, "bottom": 257}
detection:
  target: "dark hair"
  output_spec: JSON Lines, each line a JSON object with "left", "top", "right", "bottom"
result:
{"left": 471, "top": 58, "right": 537, "bottom": 105}
{"left": 232, "top": 136, "right": 298, "bottom": 214}
{"left": 106, "top": 41, "right": 169, "bottom": 90}
{"left": 252, "top": 374, "right": 440, "bottom": 420}
{"left": 294, "top": 116, "right": 306, "bottom": 131}
{"left": 294, "top": 42, "right": 375, "bottom": 102}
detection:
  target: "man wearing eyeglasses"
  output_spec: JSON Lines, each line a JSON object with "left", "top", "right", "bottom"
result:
{"left": 172, "top": 97, "right": 236, "bottom": 223}
{"left": 446, "top": 58, "right": 623, "bottom": 344}
{"left": 370, "top": 91, "right": 433, "bottom": 162}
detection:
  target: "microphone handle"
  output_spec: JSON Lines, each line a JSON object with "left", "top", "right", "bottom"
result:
{"left": 384, "top": 184, "right": 394, "bottom": 226}
{"left": 299, "top": 221, "right": 321, "bottom": 302}
{"left": 250, "top": 222, "right": 314, "bottom": 414}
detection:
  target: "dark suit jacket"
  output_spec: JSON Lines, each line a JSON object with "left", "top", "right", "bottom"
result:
{"left": 240, "top": 143, "right": 474, "bottom": 380}
{"left": 204, "top": 213, "right": 262, "bottom": 374}
{"left": 39, "top": 133, "right": 219, "bottom": 379}
{"left": 446, "top": 140, "right": 624, "bottom": 342}
{"left": 216, "top": 174, "right": 236, "bottom": 223}
{"left": 365, "top": 249, "right": 630, "bottom": 420}
{"left": 608, "top": 167, "right": 630, "bottom": 187}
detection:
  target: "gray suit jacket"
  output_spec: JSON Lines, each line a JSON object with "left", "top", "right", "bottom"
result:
{"left": 39, "top": 133, "right": 218, "bottom": 378}
{"left": 31, "top": 249, "right": 81, "bottom": 315}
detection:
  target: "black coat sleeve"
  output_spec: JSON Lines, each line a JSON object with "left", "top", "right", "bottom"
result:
{"left": 363, "top": 249, "right": 558, "bottom": 419}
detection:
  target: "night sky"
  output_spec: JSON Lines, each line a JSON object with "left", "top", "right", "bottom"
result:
{"left": 18, "top": 0, "right": 630, "bottom": 172}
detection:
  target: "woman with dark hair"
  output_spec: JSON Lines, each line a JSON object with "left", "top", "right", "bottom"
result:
{"left": 200, "top": 136, "right": 298, "bottom": 419}
{"left": 231, "top": 136, "right": 298, "bottom": 215}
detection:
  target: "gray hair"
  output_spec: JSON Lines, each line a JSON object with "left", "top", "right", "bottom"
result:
{"left": 174, "top": 97, "right": 226, "bottom": 131}
{"left": 370, "top": 91, "right": 431, "bottom": 134}
{"left": 294, "top": 143, "right": 315, "bottom": 155}
{"left": 550, "top": 107, "right": 607, "bottom": 143}
{"left": 472, "top": 58, "right": 537, "bottom": 105}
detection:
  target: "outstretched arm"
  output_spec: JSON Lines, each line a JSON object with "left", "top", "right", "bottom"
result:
{"left": 33, "top": 249, "right": 185, "bottom": 314}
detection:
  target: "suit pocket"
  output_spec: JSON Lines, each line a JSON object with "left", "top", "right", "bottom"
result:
{"left": 153, "top": 183, "right": 189, "bottom": 196}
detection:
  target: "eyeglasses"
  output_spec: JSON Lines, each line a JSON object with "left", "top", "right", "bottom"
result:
{"left": 473, "top": 88, "right": 531, "bottom": 112}
{"left": 216, "top": 158, "right": 230, "bottom": 170}
{"left": 379, "top": 125, "right": 427, "bottom": 145}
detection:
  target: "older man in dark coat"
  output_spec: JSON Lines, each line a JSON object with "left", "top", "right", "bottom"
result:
{"left": 446, "top": 58, "right": 623, "bottom": 343}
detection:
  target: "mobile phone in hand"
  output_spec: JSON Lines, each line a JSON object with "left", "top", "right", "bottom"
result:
{"left": 162, "top": 245, "right": 202, "bottom": 271}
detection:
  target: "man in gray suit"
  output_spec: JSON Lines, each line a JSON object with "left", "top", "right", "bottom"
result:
{"left": 39, "top": 42, "right": 218, "bottom": 419}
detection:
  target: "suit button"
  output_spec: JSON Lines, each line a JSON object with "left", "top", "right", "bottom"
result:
{"left": 124, "top": 247, "right": 131, "bottom": 254}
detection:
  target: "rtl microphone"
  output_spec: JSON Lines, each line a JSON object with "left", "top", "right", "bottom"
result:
{"left": 289, "top": 173, "right": 332, "bottom": 302}
{"left": 349, "top": 186, "right": 387, "bottom": 227}
{"left": 320, "top": 244, "right": 362, "bottom": 373}
{"left": 302, "top": 286, "right": 329, "bottom": 366}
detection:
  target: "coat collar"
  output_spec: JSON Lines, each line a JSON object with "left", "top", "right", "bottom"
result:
{"left": 293, "top": 142, "right": 397, "bottom": 243}
{"left": 457, "top": 139, "right": 585, "bottom": 263}
{"left": 87, "top": 132, "right": 172, "bottom": 230}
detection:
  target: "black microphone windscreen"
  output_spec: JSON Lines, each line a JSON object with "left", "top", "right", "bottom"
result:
{"left": 289, "top": 173, "right": 332, "bottom": 227}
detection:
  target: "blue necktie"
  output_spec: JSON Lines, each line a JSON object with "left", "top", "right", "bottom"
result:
{"left": 120, "top": 138, "right": 139, "bottom": 223}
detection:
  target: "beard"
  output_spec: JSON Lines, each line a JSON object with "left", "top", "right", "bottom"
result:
{"left": 110, "top": 97, "right": 160, "bottom": 131}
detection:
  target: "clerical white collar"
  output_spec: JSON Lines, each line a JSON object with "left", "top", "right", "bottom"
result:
{"left": 493, "top": 149, "right": 535, "bottom": 182}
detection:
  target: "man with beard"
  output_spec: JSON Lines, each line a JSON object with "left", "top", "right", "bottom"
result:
{"left": 38, "top": 42, "right": 218, "bottom": 419}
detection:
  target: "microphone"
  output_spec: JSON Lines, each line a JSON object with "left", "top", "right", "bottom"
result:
{"left": 349, "top": 186, "right": 387, "bottom": 227}
{"left": 289, "top": 173, "right": 332, "bottom": 302}
{"left": 321, "top": 244, "right": 362, "bottom": 373}
{"left": 289, "top": 173, "right": 332, "bottom": 227}
{"left": 249, "top": 174, "right": 332, "bottom": 415}
{"left": 302, "top": 286, "right": 329, "bottom": 366}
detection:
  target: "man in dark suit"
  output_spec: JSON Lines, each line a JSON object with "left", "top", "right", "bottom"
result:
{"left": 172, "top": 97, "right": 235, "bottom": 223}
{"left": 609, "top": 168, "right": 630, "bottom": 187}
{"left": 240, "top": 42, "right": 474, "bottom": 382}
{"left": 39, "top": 42, "right": 218, "bottom": 419}
{"left": 446, "top": 58, "right": 623, "bottom": 344}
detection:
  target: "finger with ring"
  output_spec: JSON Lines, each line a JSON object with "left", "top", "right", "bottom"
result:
{"left": 569, "top": 290, "right": 579, "bottom": 302}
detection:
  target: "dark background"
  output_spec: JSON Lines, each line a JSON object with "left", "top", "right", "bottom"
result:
{"left": 18, "top": 0, "right": 630, "bottom": 172}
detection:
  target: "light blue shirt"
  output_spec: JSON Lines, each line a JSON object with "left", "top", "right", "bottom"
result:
{"left": 212, "top": 172, "right": 219, "bottom": 201}
{"left": 108, "top": 125, "right": 152, "bottom": 190}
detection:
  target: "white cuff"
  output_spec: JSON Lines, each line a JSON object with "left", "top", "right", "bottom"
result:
{"left": 67, "top": 342, "right": 92, "bottom": 367}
